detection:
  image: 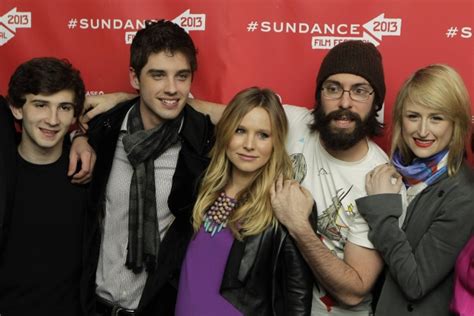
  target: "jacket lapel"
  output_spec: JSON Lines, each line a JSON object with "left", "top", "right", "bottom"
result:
{"left": 221, "top": 232, "right": 264, "bottom": 290}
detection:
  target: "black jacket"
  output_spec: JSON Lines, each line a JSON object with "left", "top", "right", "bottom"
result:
{"left": 81, "top": 98, "right": 214, "bottom": 315}
{"left": 221, "top": 224, "right": 313, "bottom": 315}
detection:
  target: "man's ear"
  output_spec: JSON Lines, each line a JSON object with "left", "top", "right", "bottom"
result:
{"left": 129, "top": 67, "right": 140, "bottom": 90}
{"left": 9, "top": 105, "right": 23, "bottom": 120}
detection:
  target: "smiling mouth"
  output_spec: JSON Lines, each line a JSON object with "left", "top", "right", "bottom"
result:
{"left": 414, "top": 138, "right": 434, "bottom": 148}
{"left": 39, "top": 128, "right": 59, "bottom": 138}
{"left": 159, "top": 98, "right": 179, "bottom": 107}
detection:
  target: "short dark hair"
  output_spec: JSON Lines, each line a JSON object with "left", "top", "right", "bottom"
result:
{"left": 130, "top": 19, "right": 197, "bottom": 77}
{"left": 8, "top": 57, "right": 85, "bottom": 117}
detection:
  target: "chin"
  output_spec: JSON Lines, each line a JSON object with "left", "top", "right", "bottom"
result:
{"left": 410, "top": 148, "right": 439, "bottom": 159}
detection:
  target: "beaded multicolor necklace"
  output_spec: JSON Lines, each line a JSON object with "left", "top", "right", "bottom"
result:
{"left": 203, "top": 192, "right": 238, "bottom": 237}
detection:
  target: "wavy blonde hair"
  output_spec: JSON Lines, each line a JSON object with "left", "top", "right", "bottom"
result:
{"left": 192, "top": 87, "right": 293, "bottom": 239}
{"left": 391, "top": 64, "right": 471, "bottom": 176}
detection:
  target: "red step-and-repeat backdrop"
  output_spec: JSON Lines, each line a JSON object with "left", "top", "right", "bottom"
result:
{"left": 1, "top": 0, "right": 473, "bottom": 161}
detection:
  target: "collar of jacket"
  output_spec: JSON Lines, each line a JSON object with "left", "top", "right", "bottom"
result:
{"left": 220, "top": 225, "right": 288, "bottom": 287}
{"left": 88, "top": 96, "right": 213, "bottom": 155}
{"left": 404, "top": 161, "right": 473, "bottom": 226}
{"left": 224, "top": 233, "right": 263, "bottom": 287}
{"left": 179, "top": 104, "right": 214, "bottom": 156}
{"left": 219, "top": 226, "right": 289, "bottom": 315}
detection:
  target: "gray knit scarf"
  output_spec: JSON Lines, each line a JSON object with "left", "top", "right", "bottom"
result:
{"left": 122, "top": 104, "right": 183, "bottom": 273}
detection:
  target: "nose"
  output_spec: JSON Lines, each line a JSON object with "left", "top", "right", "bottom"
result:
{"left": 164, "top": 77, "right": 177, "bottom": 95}
{"left": 339, "top": 90, "right": 352, "bottom": 109}
{"left": 243, "top": 134, "right": 255, "bottom": 151}
{"left": 417, "top": 119, "right": 429, "bottom": 137}
{"left": 45, "top": 108, "right": 59, "bottom": 126}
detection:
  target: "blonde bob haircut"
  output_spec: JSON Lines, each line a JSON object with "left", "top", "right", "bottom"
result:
{"left": 391, "top": 64, "right": 471, "bottom": 176}
{"left": 192, "top": 87, "right": 293, "bottom": 240}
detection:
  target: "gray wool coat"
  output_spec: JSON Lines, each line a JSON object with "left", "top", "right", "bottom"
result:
{"left": 356, "top": 163, "right": 474, "bottom": 316}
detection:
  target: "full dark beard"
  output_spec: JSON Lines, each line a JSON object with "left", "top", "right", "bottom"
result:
{"left": 313, "top": 107, "right": 369, "bottom": 151}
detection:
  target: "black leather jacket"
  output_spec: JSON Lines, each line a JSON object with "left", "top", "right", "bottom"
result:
{"left": 221, "top": 224, "right": 313, "bottom": 316}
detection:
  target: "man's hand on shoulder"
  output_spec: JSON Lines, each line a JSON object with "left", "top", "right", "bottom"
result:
{"left": 68, "top": 136, "right": 96, "bottom": 184}
{"left": 80, "top": 92, "right": 136, "bottom": 129}
{"left": 270, "top": 174, "right": 314, "bottom": 235}
{"left": 187, "top": 98, "right": 225, "bottom": 125}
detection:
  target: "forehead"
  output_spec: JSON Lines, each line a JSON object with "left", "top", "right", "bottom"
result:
{"left": 24, "top": 90, "right": 75, "bottom": 104}
{"left": 325, "top": 73, "right": 370, "bottom": 86}
{"left": 403, "top": 101, "right": 444, "bottom": 115}
{"left": 240, "top": 107, "right": 271, "bottom": 128}
{"left": 143, "top": 51, "right": 191, "bottom": 71}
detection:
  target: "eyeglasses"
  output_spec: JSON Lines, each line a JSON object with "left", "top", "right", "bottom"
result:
{"left": 321, "top": 82, "right": 375, "bottom": 102}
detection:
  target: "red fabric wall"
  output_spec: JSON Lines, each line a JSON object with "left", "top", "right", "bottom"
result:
{"left": 1, "top": 0, "right": 473, "bottom": 161}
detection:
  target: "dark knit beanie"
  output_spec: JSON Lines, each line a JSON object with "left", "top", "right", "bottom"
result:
{"left": 315, "top": 40, "right": 386, "bottom": 111}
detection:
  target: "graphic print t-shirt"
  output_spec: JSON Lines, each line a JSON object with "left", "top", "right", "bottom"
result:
{"left": 284, "top": 105, "right": 389, "bottom": 316}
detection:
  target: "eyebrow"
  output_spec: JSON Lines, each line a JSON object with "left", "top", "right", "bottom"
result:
{"left": 176, "top": 69, "right": 191, "bottom": 75}
{"left": 59, "top": 102, "right": 76, "bottom": 107}
{"left": 31, "top": 99, "right": 75, "bottom": 106}
{"left": 30, "top": 98, "right": 51, "bottom": 103}
{"left": 258, "top": 129, "right": 272, "bottom": 135}
{"left": 323, "top": 80, "right": 371, "bottom": 87}
{"left": 405, "top": 109, "right": 445, "bottom": 116}
{"left": 147, "top": 69, "right": 165, "bottom": 75}
{"left": 147, "top": 69, "right": 192, "bottom": 75}
{"left": 237, "top": 124, "right": 271, "bottom": 134}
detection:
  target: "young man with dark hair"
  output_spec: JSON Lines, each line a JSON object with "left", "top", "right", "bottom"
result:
{"left": 82, "top": 20, "right": 214, "bottom": 315}
{"left": 0, "top": 57, "right": 87, "bottom": 316}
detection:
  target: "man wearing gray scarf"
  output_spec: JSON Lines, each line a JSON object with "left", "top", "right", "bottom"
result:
{"left": 82, "top": 20, "right": 214, "bottom": 316}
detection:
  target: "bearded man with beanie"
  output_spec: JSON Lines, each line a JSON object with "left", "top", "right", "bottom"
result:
{"left": 271, "top": 40, "right": 391, "bottom": 316}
